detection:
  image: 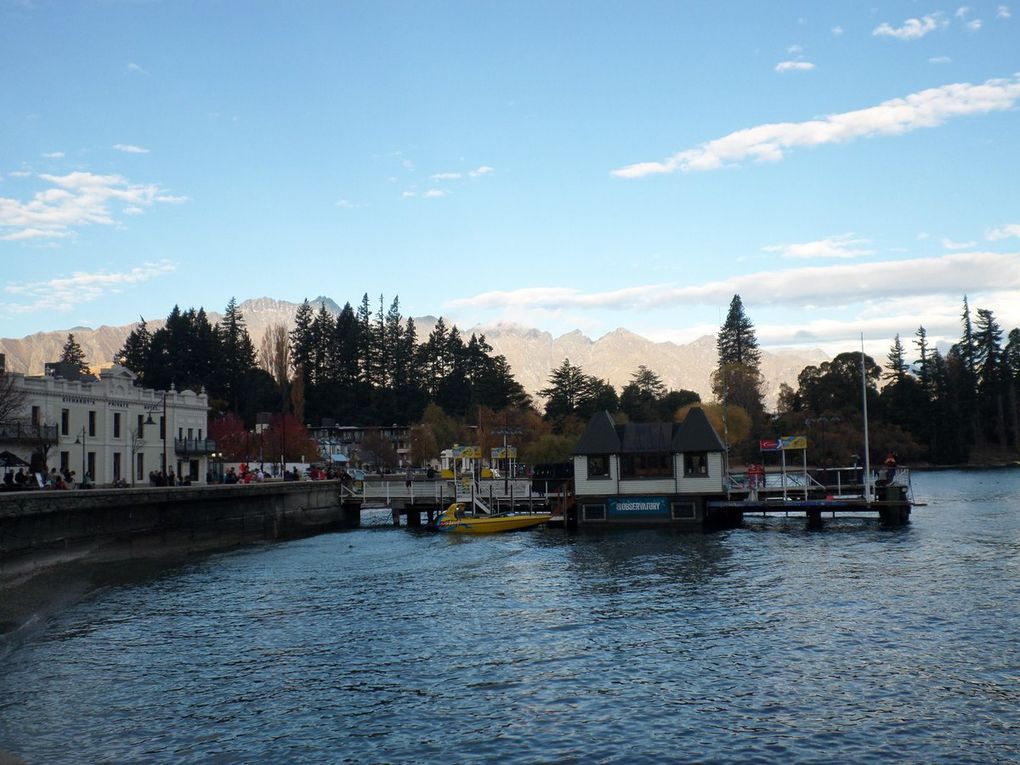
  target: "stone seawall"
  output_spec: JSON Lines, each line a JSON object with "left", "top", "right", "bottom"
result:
{"left": 0, "top": 481, "right": 357, "bottom": 581}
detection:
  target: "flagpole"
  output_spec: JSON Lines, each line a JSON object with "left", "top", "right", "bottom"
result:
{"left": 861, "top": 334, "right": 872, "bottom": 502}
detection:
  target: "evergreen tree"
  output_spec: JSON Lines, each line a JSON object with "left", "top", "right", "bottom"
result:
{"left": 118, "top": 318, "right": 152, "bottom": 381}
{"left": 974, "top": 308, "right": 1007, "bottom": 446}
{"left": 1004, "top": 328, "right": 1020, "bottom": 448}
{"left": 713, "top": 294, "right": 765, "bottom": 430}
{"left": 289, "top": 299, "right": 315, "bottom": 388}
{"left": 219, "top": 297, "right": 257, "bottom": 413}
{"left": 60, "top": 333, "right": 90, "bottom": 375}
{"left": 885, "top": 335, "right": 908, "bottom": 383}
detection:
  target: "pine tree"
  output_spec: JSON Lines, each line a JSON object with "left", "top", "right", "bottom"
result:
{"left": 886, "top": 334, "right": 909, "bottom": 383}
{"left": 118, "top": 318, "right": 151, "bottom": 379}
{"left": 713, "top": 294, "right": 765, "bottom": 431}
{"left": 974, "top": 308, "right": 1006, "bottom": 446}
{"left": 290, "top": 299, "right": 314, "bottom": 387}
{"left": 60, "top": 333, "right": 90, "bottom": 375}
{"left": 220, "top": 297, "right": 257, "bottom": 413}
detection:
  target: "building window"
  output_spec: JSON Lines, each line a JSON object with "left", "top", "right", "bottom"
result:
{"left": 61, "top": 409, "right": 69, "bottom": 436}
{"left": 113, "top": 413, "right": 121, "bottom": 439}
{"left": 87, "top": 452, "right": 96, "bottom": 480}
{"left": 159, "top": 416, "right": 165, "bottom": 440}
{"left": 136, "top": 453, "right": 145, "bottom": 481}
{"left": 137, "top": 414, "right": 144, "bottom": 434}
{"left": 684, "top": 452, "right": 709, "bottom": 477}
{"left": 113, "top": 452, "right": 121, "bottom": 481}
{"left": 60, "top": 451, "right": 70, "bottom": 472}
{"left": 178, "top": 427, "right": 183, "bottom": 441}
{"left": 671, "top": 501, "right": 696, "bottom": 520}
{"left": 88, "top": 411, "right": 97, "bottom": 438}
{"left": 620, "top": 452, "right": 672, "bottom": 479}
{"left": 31, "top": 406, "right": 41, "bottom": 425}
{"left": 188, "top": 427, "right": 194, "bottom": 439}
{"left": 586, "top": 455, "right": 610, "bottom": 479}
{"left": 582, "top": 504, "right": 606, "bottom": 521}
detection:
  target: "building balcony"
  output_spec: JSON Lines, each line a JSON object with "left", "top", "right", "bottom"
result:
{"left": 174, "top": 438, "right": 217, "bottom": 456}
{"left": 0, "top": 421, "right": 58, "bottom": 443}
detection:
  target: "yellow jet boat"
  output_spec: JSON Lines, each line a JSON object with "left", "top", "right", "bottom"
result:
{"left": 433, "top": 502, "right": 551, "bottom": 534}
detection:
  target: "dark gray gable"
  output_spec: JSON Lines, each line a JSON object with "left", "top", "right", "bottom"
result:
{"left": 573, "top": 411, "right": 621, "bottom": 455}
{"left": 672, "top": 407, "right": 726, "bottom": 452}
{"left": 620, "top": 422, "right": 675, "bottom": 453}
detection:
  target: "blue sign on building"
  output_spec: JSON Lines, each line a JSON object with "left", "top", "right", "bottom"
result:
{"left": 608, "top": 497, "right": 669, "bottom": 517}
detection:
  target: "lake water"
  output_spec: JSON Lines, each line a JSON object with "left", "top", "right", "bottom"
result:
{"left": 1, "top": 470, "right": 1018, "bottom": 764}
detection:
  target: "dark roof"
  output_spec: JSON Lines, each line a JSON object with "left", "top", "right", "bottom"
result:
{"left": 574, "top": 409, "right": 725, "bottom": 455}
{"left": 573, "top": 411, "right": 621, "bottom": 454}
{"left": 672, "top": 407, "right": 726, "bottom": 452}
{"left": 620, "top": 422, "right": 674, "bottom": 453}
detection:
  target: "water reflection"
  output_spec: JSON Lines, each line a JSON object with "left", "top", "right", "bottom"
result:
{"left": 0, "top": 470, "right": 1018, "bottom": 764}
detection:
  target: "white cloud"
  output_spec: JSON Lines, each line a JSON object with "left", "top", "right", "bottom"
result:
{"left": 929, "top": 56, "right": 952, "bottom": 64}
{"left": 8, "top": 170, "right": 32, "bottom": 178}
{"left": 966, "top": 19, "right": 983, "bottom": 30}
{"left": 335, "top": 199, "right": 358, "bottom": 209}
{"left": 42, "top": 152, "right": 64, "bottom": 159}
{"left": 423, "top": 189, "right": 446, "bottom": 198}
{"left": 611, "top": 74, "right": 1020, "bottom": 178}
{"left": 763, "top": 234, "right": 874, "bottom": 259}
{"left": 942, "top": 237, "right": 976, "bottom": 249}
{"left": 831, "top": 26, "right": 844, "bottom": 36}
{"left": 956, "top": 6, "right": 971, "bottom": 19}
{"left": 430, "top": 172, "right": 462, "bottom": 180}
{"left": 998, "top": 6, "right": 1012, "bottom": 19}
{"left": 448, "top": 252, "right": 1020, "bottom": 313}
{"left": 0, "top": 171, "right": 186, "bottom": 241}
{"left": 126, "top": 62, "right": 149, "bottom": 75}
{"left": 987, "top": 223, "right": 1020, "bottom": 239}
{"left": 113, "top": 144, "right": 150, "bottom": 154}
{"left": 872, "top": 13, "right": 948, "bottom": 40}
{"left": 787, "top": 45, "right": 803, "bottom": 54}
{"left": 775, "top": 60, "right": 815, "bottom": 73}
{"left": 401, "top": 190, "right": 416, "bottom": 198}
{"left": 469, "top": 165, "right": 494, "bottom": 177}
{"left": 2, "top": 260, "right": 177, "bottom": 314}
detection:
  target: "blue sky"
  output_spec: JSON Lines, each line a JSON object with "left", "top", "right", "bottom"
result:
{"left": 2, "top": 0, "right": 1018, "bottom": 359}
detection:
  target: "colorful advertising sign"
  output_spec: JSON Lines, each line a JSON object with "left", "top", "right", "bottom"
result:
{"left": 608, "top": 497, "right": 670, "bottom": 517}
{"left": 490, "top": 446, "right": 518, "bottom": 459}
{"left": 759, "top": 436, "right": 807, "bottom": 452}
{"left": 451, "top": 445, "right": 482, "bottom": 459}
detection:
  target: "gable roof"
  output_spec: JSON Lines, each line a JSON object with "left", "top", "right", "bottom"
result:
{"left": 672, "top": 407, "right": 726, "bottom": 452}
{"left": 573, "top": 410, "right": 621, "bottom": 454}
{"left": 574, "top": 409, "right": 726, "bottom": 455}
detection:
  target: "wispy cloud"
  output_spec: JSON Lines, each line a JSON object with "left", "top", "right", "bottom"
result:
{"left": 469, "top": 165, "right": 494, "bottom": 177}
{"left": 430, "top": 172, "right": 462, "bottom": 181}
{"left": 775, "top": 60, "right": 815, "bottom": 73}
{"left": 942, "top": 237, "right": 976, "bottom": 249}
{"left": 113, "top": 144, "right": 149, "bottom": 154}
{"left": 966, "top": 18, "right": 983, "bottom": 30}
{"left": 998, "top": 5, "right": 1012, "bottom": 19}
{"left": 41, "top": 151, "right": 64, "bottom": 159}
{"left": 831, "top": 26, "right": 844, "bottom": 36}
{"left": 423, "top": 189, "right": 446, "bottom": 198}
{"left": 873, "top": 13, "right": 948, "bottom": 40}
{"left": 611, "top": 74, "right": 1020, "bottom": 178}
{"left": 763, "top": 234, "right": 874, "bottom": 259}
{"left": 8, "top": 170, "right": 32, "bottom": 178}
{"left": 2, "top": 260, "right": 177, "bottom": 315}
{"left": 956, "top": 6, "right": 971, "bottom": 19}
{"left": 929, "top": 56, "right": 952, "bottom": 64}
{"left": 126, "top": 62, "right": 149, "bottom": 75}
{"left": 987, "top": 223, "right": 1020, "bottom": 239}
{"left": 0, "top": 171, "right": 187, "bottom": 241}
{"left": 448, "top": 252, "right": 1020, "bottom": 312}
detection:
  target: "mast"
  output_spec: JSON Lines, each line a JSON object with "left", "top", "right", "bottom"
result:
{"left": 861, "top": 334, "right": 872, "bottom": 501}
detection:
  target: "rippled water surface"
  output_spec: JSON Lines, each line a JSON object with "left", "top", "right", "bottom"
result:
{"left": 2, "top": 470, "right": 1019, "bottom": 764}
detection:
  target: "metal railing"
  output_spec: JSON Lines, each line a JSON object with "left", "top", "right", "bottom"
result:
{"left": 174, "top": 438, "right": 217, "bottom": 455}
{"left": 0, "top": 421, "right": 58, "bottom": 443}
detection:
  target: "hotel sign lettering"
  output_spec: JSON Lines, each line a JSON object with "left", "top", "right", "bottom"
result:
{"left": 608, "top": 497, "right": 669, "bottom": 517}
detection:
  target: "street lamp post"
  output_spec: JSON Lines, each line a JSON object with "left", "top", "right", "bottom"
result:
{"left": 73, "top": 426, "right": 86, "bottom": 487}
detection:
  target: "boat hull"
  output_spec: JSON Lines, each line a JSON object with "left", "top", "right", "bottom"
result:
{"left": 435, "top": 513, "right": 551, "bottom": 534}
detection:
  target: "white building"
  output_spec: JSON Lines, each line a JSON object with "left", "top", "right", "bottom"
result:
{"left": 0, "top": 363, "right": 213, "bottom": 486}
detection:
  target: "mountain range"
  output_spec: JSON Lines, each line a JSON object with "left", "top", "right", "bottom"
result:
{"left": 0, "top": 297, "right": 828, "bottom": 408}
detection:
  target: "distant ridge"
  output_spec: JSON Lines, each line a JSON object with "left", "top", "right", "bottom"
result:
{"left": 0, "top": 297, "right": 827, "bottom": 408}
